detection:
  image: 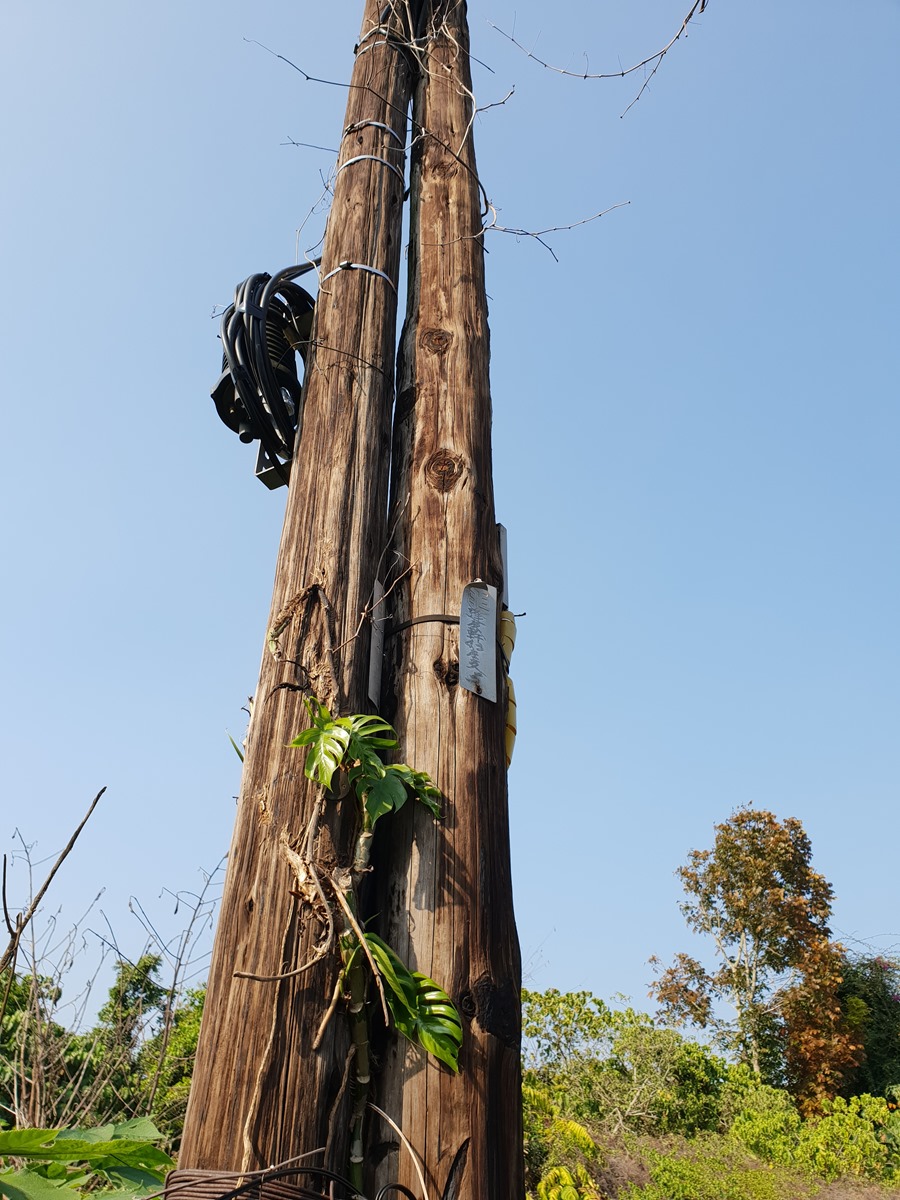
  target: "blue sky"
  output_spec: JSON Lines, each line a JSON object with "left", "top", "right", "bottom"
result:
{"left": 2, "top": 0, "right": 898, "bottom": 1022}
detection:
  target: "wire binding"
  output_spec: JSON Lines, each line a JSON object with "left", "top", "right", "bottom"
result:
{"left": 355, "top": 26, "right": 392, "bottom": 54}
{"left": 344, "top": 120, "right": 404, "bottom": 146}
{"left": 336, "top": 154, "right": 405, "bottom": 185}
{"left": 320, "top": 261, "right": 397, "bottom": 293}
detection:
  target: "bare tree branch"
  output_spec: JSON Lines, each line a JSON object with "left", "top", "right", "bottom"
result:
{"left": 484, "top": 200, "right": 631, "bottom": 261}
{"left": 489, "top": 0, "right": 710, "bottom": 114}
{"left": 0, "top": 788, "right": 105, "bottom": 975}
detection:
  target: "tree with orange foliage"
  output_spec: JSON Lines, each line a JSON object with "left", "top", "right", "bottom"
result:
{"left": 777, "top": 937, "right": 862, "bottom": 1114}
{"left": 651, "top": 808, "right": 844, "bottom": 1089}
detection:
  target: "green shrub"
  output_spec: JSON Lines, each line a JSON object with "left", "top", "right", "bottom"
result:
{"left": 523, "top": 990, "right": 727, "bottom": 1137}
{"left": 653, "top": 1040, "right": 728, "bottom": 1135}
{"left": 0, "top": 1119, "right": 174, "bottom": 1200}
{"left": 794, "top": 1094, "right": 898, "bottom": 1181}
{"left": 621, "top": 1139, "right": 812, "bottom": 1200}
{"left": 838, "top": 956, "right": 900, "bottom": 1099}
{"left": 534, "top": 1164, "right": 602, "bottom": 1200}
{"left": 730, "top": 1085, "right": 900, "bottom": 1182}
{"left": 523, "top": 1077, "right": 603, "bottom": 1195}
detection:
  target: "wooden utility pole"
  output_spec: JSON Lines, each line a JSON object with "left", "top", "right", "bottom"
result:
{"left": 177, "top": 0, "right": 414, "bottom": 1177}
{"left": 174, "top": 2, "right": 523, "bottom": 1197}
{"left": 374, "top": 3, "right": 523, "bottom": 1196}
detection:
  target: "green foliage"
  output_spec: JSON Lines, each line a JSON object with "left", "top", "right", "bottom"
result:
{"left": 1, "top": 957, "right": 168, "bottom": 1131}
{"left": 0, "top": 1120, "right": 174, "bottom": 1200}
{"left": 728, "top": 1082, "right": 900, "bottom": 1182}
{"left": 362, "top": 935, "right": 462, "bottom": 1073}
{"left": 524, "top": 990, "right": 613, "bottom": 1077}
{"left": 0, "top": 972, "right": 69, "bottom": 1127}
{"left": 1, "top": 953, "right": 206, "bottom": 1147}
{"left": 523, "top": 989, "right": 725, "bottom": 1137}
{"left": 289, "top": 699, "right": 441, "bottom": 822}
{"left": 837, "top": 955, "right": 900, "bottom": 1100}
{"left": 289, "top": 696, "right": 455, "bottom": 1184}
{"left": 70, "top": 956, "right": 167, "bottom": 1121}
{"left": 519, "top": 988, "right": 900, "bottom": 1194}
{"left": 522, "top": 1080, "right": 602, "bottom": 1196}
{"left": 654, "top": 1038, "right": 728, "bottom": 1136}
{"left": 290, "top": 696, "right": 457, "bottom": 1083}
{"left": 719, "top": 1062, "right": 796, "bottom": 1122}
{"left": 622, "top": 1139, "right": 813, "bottom": 1200}
{"left": 138, "top": 987, "right": 205, "bottom": 1146}
{"left": 533, "top": 1164, "right": 602, "bottom": 1200}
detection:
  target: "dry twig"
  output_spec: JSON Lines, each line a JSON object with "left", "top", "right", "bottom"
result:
{"left": 490, "top": 0, "right": 711, "bottom": 115}
{"left": 0, "top": 788, "right": 105, "bottom": 975}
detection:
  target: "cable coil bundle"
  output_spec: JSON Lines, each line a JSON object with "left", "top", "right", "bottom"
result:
{"left": 211, "top": 261, "right": 318, "bottom": 487}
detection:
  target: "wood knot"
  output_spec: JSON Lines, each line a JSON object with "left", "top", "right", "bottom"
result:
{"left": 433, "top": 159, "right": 458, "bottom": 180}
{"left": 458, "top": 989, "right": 477, "bottom": 1020}
{"left": 420, "top": 327, "right": 453, "bottom": 355}
{"left": 425, "top": 449, "right": 464, "bottom": 492}
{"left": 434, "top": 656, "right": 459, "bottom": 689}
{"left": 472, "top": 974, "right": 520, "bottom": 1047}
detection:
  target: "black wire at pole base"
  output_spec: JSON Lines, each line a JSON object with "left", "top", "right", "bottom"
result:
{"left": 165, "top": 1164, "right": 421, "bottom": 1200}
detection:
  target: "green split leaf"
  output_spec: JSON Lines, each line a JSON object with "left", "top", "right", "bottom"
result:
{"left": 364, "top": 771, "right": 409, "bottom": 823}
{"left": 290, "top": 697, "right": 441, "bottom": 826}
{"left": 287, "top": 697, "right": 456, "bottom": 1076}
{"left": 364, "top": 933, "right": 463, "bottom": 1073}
{"left": 289, "top": 698, "right": 351, "bottom": 788}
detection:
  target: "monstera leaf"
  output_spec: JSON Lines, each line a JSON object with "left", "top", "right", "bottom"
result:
{"left": 364, "top": 933, "right": 463, "bottom": 1072}
{"left": 290, "top": 698, "right": 441, "bottom": 825}
{"left": 289, "top": 698, "right": 351, "bottom": 788}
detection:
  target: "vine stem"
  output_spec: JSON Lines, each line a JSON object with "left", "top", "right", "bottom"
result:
{"left": 332, "top": 872, "right": 389, "bottom": 1026}
{"left": 345, "top": 947, "right": 370, "bottom": 1193}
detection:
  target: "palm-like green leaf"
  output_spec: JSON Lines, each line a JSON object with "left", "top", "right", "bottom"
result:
{"left": 289, "top": 723, "right": 350, "bottom": 788}
{"left": 379, "top": 764, "right": 442, "bottom": 819}
{"left": 404, "top": 767, "right": 442, "bottom": 819}
{"left": 344, "top": 713, "right": 398, "bottom": 751}
{"left": 364, "top": 934, "right": 462, "bottom": 1072}
{"left": 364, "top": 772, "right": 409, "bottom": 824}
{"left": 288, "top": 699, "right": 351, "bottom": 788}
{"left": 288, "top": 698, "right": 442, "bottom": 821}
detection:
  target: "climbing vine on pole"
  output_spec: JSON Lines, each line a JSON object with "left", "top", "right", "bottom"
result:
{"left": 288, "top": 698, "right": 463, "bottom": 1189}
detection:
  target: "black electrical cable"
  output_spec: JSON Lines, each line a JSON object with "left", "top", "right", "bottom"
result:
{"left": 212, "top": 260, "right": 320, "bottom": 486}
{"left": 196, "top": 1164, "right": 419, "bottom": 1200}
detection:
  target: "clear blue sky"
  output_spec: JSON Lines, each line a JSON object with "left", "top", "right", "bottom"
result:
{"left": 2, "top": 0, "right": 898, "bottom": 1021}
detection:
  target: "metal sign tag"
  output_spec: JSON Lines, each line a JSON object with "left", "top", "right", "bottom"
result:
{"left": 459, "top": 580, "right": 498, "bottom": 702}
{"left": 368, "top": 579, "right": 385, "bottom": 707}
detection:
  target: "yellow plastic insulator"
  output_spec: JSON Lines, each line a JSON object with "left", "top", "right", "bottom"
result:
{"left": 499, "top": 608, "right": 517, "bottom": 666}
{"left": 505, "top": 676, "right": 517, "bottom": 768}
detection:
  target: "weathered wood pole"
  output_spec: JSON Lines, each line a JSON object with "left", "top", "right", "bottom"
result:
{"left": 373, "top": 2, "right": 524, "bottom": 1196}
{"left": 178, "top": 1, "right": 415, "bottom": 1175}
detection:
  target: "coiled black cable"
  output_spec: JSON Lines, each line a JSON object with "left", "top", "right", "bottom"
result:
{"left": 212, "top": 261, "right": 319, "bottom": 486}
{"left": 203, "top": 1164, "right": 419, "bottom": 1200}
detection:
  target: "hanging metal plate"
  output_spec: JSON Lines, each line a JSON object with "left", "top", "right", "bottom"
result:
{"left": 459, "top": 580, "right": 498, "bottom": 702}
